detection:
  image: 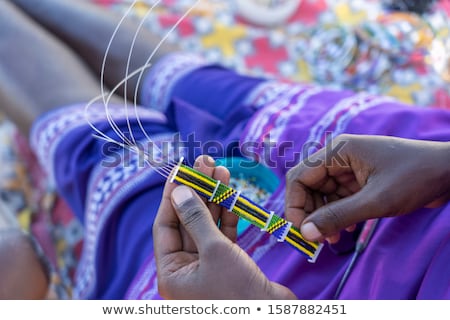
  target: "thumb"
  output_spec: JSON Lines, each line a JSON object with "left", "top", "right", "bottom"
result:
{"left": 300, "top": 188, "right": 382, "bottom": 241}
{"left": 171, "top": 186, "right": 225, "bottom": 252}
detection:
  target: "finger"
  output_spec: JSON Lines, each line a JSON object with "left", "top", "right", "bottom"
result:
{"left": 300, "top": 186, "right": 383, "bottom": 241}
{"left": 162, "top": 162, "right": 183, "bottom": 199}
{"left": 153, "top": 175, "right": 185, "bottom": 260}
{"left": 173, "top": 155, "right": 216, "bottom": 253}
{"left": 193, "top": 155, "right": 215, "bottom": 173}
{"left": 193, "top": 155, "right": 216, "bottom": 175}
{"left": 285, "top": 139, "right": 354, "bottom": 230}
{"left": 153, "top": 213, "right": 184, "bottom": 269}
{"left": 284, "top": 182, "right": 308, "bottom": 227}
{"left": 313, "top": 192, "right": 325, "bottom": 210}
{"left": 325, "top": 233, "right": 341, "bottom": 244}
{"left": 425, "top": 194, "right": 450, "bottom": 208}
{"left": 334, "top": 172, "right": 356, "bottom": 184}
{"left": 172, "top": 186, "right": 228, "bottom": 254}
{"left": 213, "top": 166, "right": 230, "bottom": 188}
{"left": 154, "top": 156, "right": 212, "bottom": 256}
{"left": 334, "top": 172, "right": 361, "bottom": 195}
{"left": 285, "top": 151, "right": 328, "bottom": 227}
{"left": 335, "top": 185, "right": 353, "bottom": 198}
{"left": 154, "top": 160, "right": 188, "bottom": 238}
{"left": 325, "top": 193, "right": 341, "bottom": 203}
{"left": 318, "top": 178, "right": 338, "bottom": 194}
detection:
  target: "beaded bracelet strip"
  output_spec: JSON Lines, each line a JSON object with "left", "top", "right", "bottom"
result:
{"left": 170, "top": 158, "right": 323, "bottom": 263}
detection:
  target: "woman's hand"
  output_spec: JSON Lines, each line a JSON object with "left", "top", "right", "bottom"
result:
{"left": 153, "top": 156, "right": 296, "bottom": 300}
{"left": 285, "top": 135, "right": 450, "bottom": 243}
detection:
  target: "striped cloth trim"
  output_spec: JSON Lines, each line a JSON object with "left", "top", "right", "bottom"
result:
{"left": 140, "top": 53, "right": 209, "bottom": 112}
{"left": 30, "top": 104, "right": 166, "bottom": 187}
{"left": 75, "top": 133, "right": 182, "bottom": 299}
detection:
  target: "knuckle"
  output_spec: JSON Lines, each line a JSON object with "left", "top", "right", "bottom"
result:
{"left": 286, "top": 163, "right": 306, "bottom": 183}
{"left": 179, "top": 202, "right": 206, "bottom": 227}
{"left": 319, "top": 205, "right": 346, "bottom": 234}
{"left": 286, "top": 167, "right": 297, "bottom": 183}
{"left": 334, "top": 134, "right": 353, "bottom": 150}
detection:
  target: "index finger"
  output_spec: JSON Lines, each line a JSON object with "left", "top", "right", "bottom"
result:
{"left": 285, "top": 149, "right": 328, "bottom": 226}
{"left": 153, "top": 165, "right": 184, "bottom": 258}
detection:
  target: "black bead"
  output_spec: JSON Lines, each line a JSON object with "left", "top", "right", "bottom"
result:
{"left": 382, "top": 0, "right": 437, "bottom": 14}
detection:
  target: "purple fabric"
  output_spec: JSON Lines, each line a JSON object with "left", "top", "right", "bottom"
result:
{"left": 31, "top": 53, "right": 450, "bottom": 300}
{"left": 239, "top": 84, "right": 450, "bottom": 299}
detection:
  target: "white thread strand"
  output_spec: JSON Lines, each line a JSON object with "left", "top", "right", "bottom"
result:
{"left": 85, "top": 0, "right": 201, "bottom": 176}
{"left": 262, "top": 211, "right": 275, "bottom": 232}
{"left": 228, "top": 191, "right": 242, "bottom": 212}
{"left": 209, "top": 180, "right": 221, "bottom": 202}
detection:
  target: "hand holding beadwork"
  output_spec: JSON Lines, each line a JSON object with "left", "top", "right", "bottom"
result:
{"left": 285, "top": 135, "right": 450, "bottom": 244}
{"left": 153, "top": 156, "right": 296, "bottom": 299}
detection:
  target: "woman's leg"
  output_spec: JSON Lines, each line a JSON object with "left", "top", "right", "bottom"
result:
{"left": 0, "top": 229, "right": 50, "bottom": 299}
{"left": 1, "top": 195, "right": 49, "bottom": 299}
{"left": 12, "top": 0, "right": 179, "bottom": 100}
{"left": 0, "top": 0, "right": 108, "bottom": 135}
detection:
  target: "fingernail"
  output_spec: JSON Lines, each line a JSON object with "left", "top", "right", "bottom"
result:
{"left": 172, "top": 186, "right": 193, "bottom": 207}
{"left": 301, "top": 223, "right": 323, "bottom": 241}
{"left": 205, "top": 156, "right": 215, "bottom": 165}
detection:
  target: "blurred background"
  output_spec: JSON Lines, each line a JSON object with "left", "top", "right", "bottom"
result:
{"left": 0, "top": 0, "right": 449, "bottom": 298}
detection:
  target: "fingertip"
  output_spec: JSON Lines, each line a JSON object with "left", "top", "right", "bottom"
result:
{"left": 301, "top": 222, "right": 323, "bottom": 242}
{"left": 214, "top": 166, "right": 231, "bottom": 184}
{"left": 284, "top": 207, "right": 306, "bottom": 230}
{"left": 325, "top": 234, "right": 340, "bottom": 245}
{"left": 215, "top": 165, "right": 230, "bottom": 175}
{"left": 172, "top": 185, "right": 194, "bottom": 207}
{"left": 162, "top": 166, "right": 181, "bottom": 198}
{"left": 194, "top": 155, "right": 215, "bottom": 169}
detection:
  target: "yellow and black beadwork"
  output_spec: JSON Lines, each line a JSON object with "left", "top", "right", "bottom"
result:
{"left": 170, "top": 158, "right": 323, "bottom": 263}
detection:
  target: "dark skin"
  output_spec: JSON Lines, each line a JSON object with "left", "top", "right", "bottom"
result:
{"left": 0, "top": 230, "right": 49, "bottom": 299}
{"left": 286, "top": 134, "right": 450, "bottom": 243}
{"left": 154, "top": 156, "right": 296, "bottom": 300}
{"left": 154, "top": 136, "right": 450, "bottom": 299}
